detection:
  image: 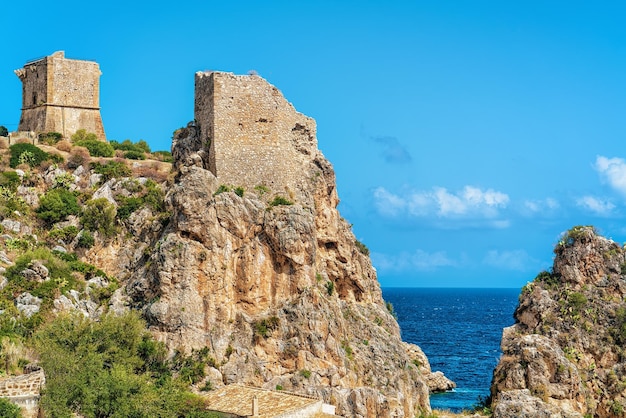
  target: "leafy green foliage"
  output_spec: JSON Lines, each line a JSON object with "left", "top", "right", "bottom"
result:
{"left": 0, "top": 186, "right": 29, "bottom": 218}
{"left": 0, "top": 397, "right": 21, "bottom": 417}
{"left": 0, "top": 171, "right": 21, "bottom": 190}
{"left": 253, "top": 316, "right": 280, "bottom": 339}
{"left": 152, "top": 150, "right": 173, "bottom": 162}
{"left": 75, "top": 140, "right": 114, "bottom": 158}
{"left": 124, "top": 150, "right": 145, "bottom": 160}
{"left": 38, "top": 131, "right": 63, "bottom": 145}
{"left": 214, "top": 185, "right": 231, "bottom": 196}
{"left": 386, "top": 301, "right": 398, "bottom": 319}
{"left": 71, "top": 129, "right": 98, "bottom": 143}
{"left": 117, "top": 196, "right": 143, "bottom": 220}
{"left": 90, "top": 160, "right": 132, "bottom": 182}
{"left": 171, "top": 347, "right": 212, "bottom": 385}
{"left": 48, "top": 225, "right": 79, "bottom": 242}
{"left": 34, "top": 313, "right": 218, "bottom": 418}
{"left": 0, "top": 126, "right": 8, "bottom": 137}
{"left": 110, "top": 139, "right": 151, "bottom": 154}
{"left": 355, "top": 239, "right": 370, "bottom": 256}
{"left": 9, "top": 143, "right": 49, "bottom": 168}
{"left": 76, "top": 231, "right": 95, "bottom": 248}
{"left": 81, "top": 198, "right": 117, "bottom": 236}
{"left": 325, "top": 281, "right": 334, "bottom": 296}
{"left": 269, "top": 196, "right": 293, "bottom": 206}
{"left": 36, "top": 188, "right": 80, "bottom": 224}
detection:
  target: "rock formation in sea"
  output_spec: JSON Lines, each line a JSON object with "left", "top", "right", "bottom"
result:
{"left": 490, "top": 226, "right": 626, "bottom": 417}
{"left": 103, "top": 72, "right": 452, "bottom": 417}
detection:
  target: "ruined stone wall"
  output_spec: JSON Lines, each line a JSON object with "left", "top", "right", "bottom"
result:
{"left": 194, "top": 72, "right": 317, "bottom": 204}
{"left": 0, "top": 369, "right": 44, "bottom": 418}
{"left": 15, "top": 51, "right": 105, "bottom": 140}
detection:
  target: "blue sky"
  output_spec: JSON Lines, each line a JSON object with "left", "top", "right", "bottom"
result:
{"left": 3, "top": 1, "right": 626, "bottom": 288}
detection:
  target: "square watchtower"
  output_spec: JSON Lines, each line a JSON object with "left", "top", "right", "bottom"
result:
{"left": 14, "top": 51, "right": 106, "bottom": 139}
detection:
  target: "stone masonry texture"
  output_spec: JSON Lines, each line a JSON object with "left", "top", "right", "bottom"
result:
{"left": 195, "top": 71, "right": 317, "bottom": 204}
{"left": 15, "top": 51, "right": 106, "bottom": 139}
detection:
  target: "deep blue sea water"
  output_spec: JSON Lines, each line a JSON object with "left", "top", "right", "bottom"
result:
{"left": 382, "top": 288, "right": 520, "bottom": 412}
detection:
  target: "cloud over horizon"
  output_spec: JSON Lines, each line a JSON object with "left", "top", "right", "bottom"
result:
{"left": 576, "top": 195, "right": 616, "bottom": 216}
{"left": 595, "top": 156, "right": 626, "bottom": 196}
{"left": 373, "top": 185, "right": 510, "bottom": 227}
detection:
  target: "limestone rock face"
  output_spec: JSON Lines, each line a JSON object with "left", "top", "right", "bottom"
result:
{"left": 491, "top": 226, "right": 626, "bottom": 417}
{"left": 124, "top": 74, "right": 436, "bottom": 417}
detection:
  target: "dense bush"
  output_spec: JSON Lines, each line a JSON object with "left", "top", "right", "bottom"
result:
{"left": 75, "top": 139, "right": 114, "bottom": 158}
{"left": 81, "top": 198, "right": 117, "bottom": 236}
{"left": 36, "top": 188, "right": 80, "bottom": 224}
{"left": 39, "top": 131, "right": 63, "bottom": 145}
{"left": 34, "top": 313, "right": 219, "bottom": 418}
{"left": 0, "top": 126, "right": 8, "bottom": 137}
{"left": 110, "top": 139, "right": 151, "bottom": 154}
{"left": 9, "top": 143, "right": 49, "bottom": 168}
{"left": 76, "top": 231, "right": 95, "bottom": 249}
{"left": 70, "top": 129, "right": 98, "bottom": 143}
{"left": 124, "top": 150, "right": 146, "bottom": 160}
{"left": 0, "top": 397, "right": 21, "bottom": 417}
{"left": 91, "top": 160, "right": 131, "bottom": 182}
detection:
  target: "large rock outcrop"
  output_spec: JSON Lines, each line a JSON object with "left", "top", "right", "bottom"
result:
{"left": 491, "top": 226, "right": 626, "bottom": 417}
{"left": 123, "top": 73, "right": 438, "bottom": 417}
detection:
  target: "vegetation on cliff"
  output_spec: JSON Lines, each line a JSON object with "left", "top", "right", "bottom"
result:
{"left": 490, "top": 226, "right": 626, "bottom": 417}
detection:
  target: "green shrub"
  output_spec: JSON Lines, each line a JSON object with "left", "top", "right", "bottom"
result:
{"left": 0, "top": 126, "right": 8, "bottom": 137}
{"left": 123, "top": 150, "right": 145, "bottom": 160}
{"left": 39, "top": 131, "right": 63, "bottom": 145}
{"left": 34, "top": 312, "right": 214, "bottom": 417}
{"left": 70, "top": 129, "right": 98, "bottom": 143}
{"left": 75, "top": 139, "right": 114, "bottom": 157}
{"left": 253, "top": 316, "right": 280, "bottom": 339}
{"left": 214, "top": 185, "right": 231, "bottom": 196}
{"left": 325, "top": 281, "right": 334, "bottom": 296}
{"left": 81, "top": 198, "right": 117, "bottom": 236}
{"left": 386, "top": 301, "right": 397, "bottom": 319}
{"left": 269, "top": 196, "right": 293, "bottom": 206}
{"left": 0, "top": 397, "right": 21, "bottom": 417}
{"left": 9, "top": 143, "right": 49, "bottom": 168}
{"left": 117, "top": 196, "right": 143, "bottom": 220}
{"left": 0, "top": 171, "right": 21, "bottom": 190}
{"left": 49, "top": 226, "right": 79, "bottom": 242}
{"left": 143, "top": 180, "right": 165, "bottom": 212}
{"left": 91, "top": 161, "right": 131, "bottom": 182}
{"left": 300, "top": 369, "right": 311, "bottom": 379}
{"left": 76, "top": 231, "right": 95, "bottom": 248}
{"left": 152, "top": 151, "right": 173, "bottom": 163}
{"left": 234, "top": 187, "right": 244, "bottom": 197}
{"left": 355, "top": 239, "right": 370, "bottom": 256}
{"left": 36, "top": 188, "right": 80, "bottom": 224}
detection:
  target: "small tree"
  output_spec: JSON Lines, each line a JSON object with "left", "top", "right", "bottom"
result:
{"left": 70, "top": 129, "right": 98, "bottom": 143}
{"left": 36, "top": 189, "right": 80, "bottom": 224}
{"left": 81, "top": 198, "right": 117, "bottom": 236}
{"left": 0, "top": 126, "right": 8, "bottom": 137}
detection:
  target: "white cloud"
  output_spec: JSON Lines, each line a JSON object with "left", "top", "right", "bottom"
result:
{"left": 576, "top": 195, "right": 615, "bottom": 216}
{"left": 372, "top": 250, "right": 456, "bottom": 272}
{"left": 373, "top": 185, "right": 509, "bottom": 224}
{"left": 483, "top": 249, "right": 537, "bottom": 271}
{"left": 522, "top": 198, "right": 559, "bottom": 215}
{"left": 595, "top": 156, "right": 626, "bottom": 196}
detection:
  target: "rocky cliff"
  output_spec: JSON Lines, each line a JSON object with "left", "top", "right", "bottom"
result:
{"left": 490, "top": 226, "right": 626, "bottom": 417}
{"left": 113, "top": 74, "right": 450, "bottom": 417}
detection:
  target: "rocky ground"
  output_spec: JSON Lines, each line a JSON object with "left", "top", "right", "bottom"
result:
{"left": 490, "top": 226, "right": 626, "bottom": 417}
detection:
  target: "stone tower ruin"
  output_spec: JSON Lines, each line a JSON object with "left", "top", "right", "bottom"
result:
{"left": 15, "top": 51, "right": 106, "bottom": 139}
{"left": 194, "top": 71, "right": 318, "bottom": 203}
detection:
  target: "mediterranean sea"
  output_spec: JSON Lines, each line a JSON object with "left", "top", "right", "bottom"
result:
{"left": 382, "top": 287, "right": 520, "bottom": 412}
